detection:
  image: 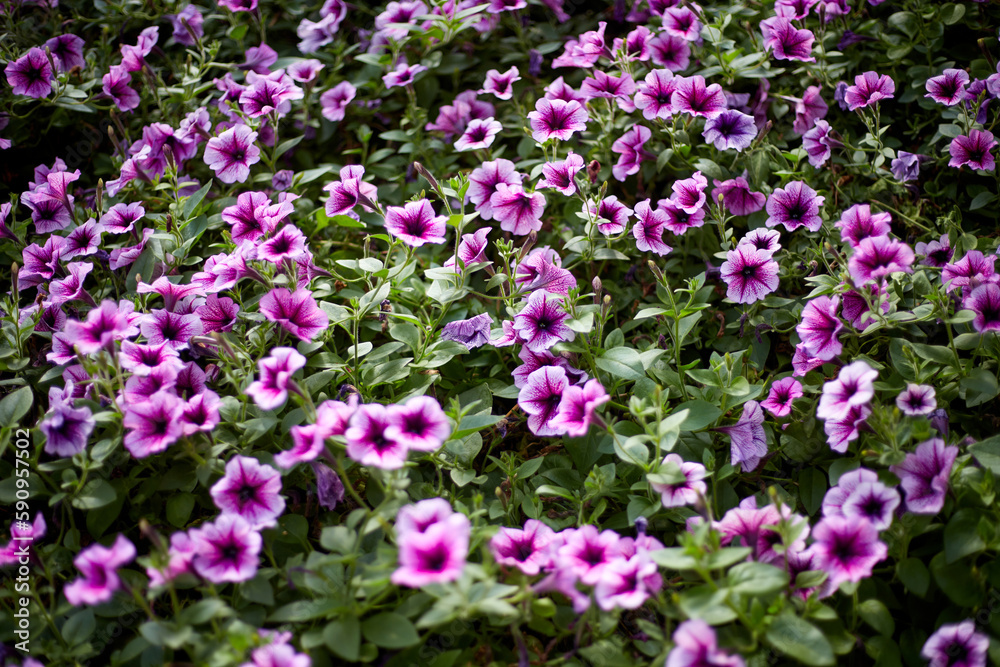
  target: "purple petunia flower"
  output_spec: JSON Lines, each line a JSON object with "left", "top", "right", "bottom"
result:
{"left": 5, "top": 48, "right": 54, "bottom": 98}
{"left": 324, "top": 165, "right": 377, "bottom": 221}
{"left": 844, "top": 71, "right": 895, "bottom": 111}
{"left": 594, "top": 553, "right": 662, "bottom": 611}
{"left": 480, "top": 66, "right": 520, "bottom": 100}
{"left": 925, "top": 68, "right": 970, "bottom": 106}
{"left": 240, "top": 70, "right": 304, "bottom": 119}
{"left": 45, "top": 34, "right": 86, "bottom": 72}
{"left": 122, "top": 391, "right": 185, "bottom": 458}
{"left": 817, "top": 360, "right": 878, "bottom": 422}
{"left": 246, "top": 347, "right": 306, "bottom": 411}
{"left": 611, "top": 125, "right": 653, "bottom": 181}
{"left": 383, "top": 62, "right": 428, "bottom": 89}
{"left": 211, "top": 456, "right": 286, "bottom": 530}
{"left": 196, "top": 294, "right": 240, "bottom": 333}
{"left": 468, "top": 159, "right": 522, "bottom": 221}
{"left": 841, "top": 284, "right": 888, "bottom": 330}
{"left": 100, "top": 202, "right": 145, "bottom": 235}
{"left": 671, "top": 75, "right": 727, "bottom": 118}
{"left": 64, "top": 535, "right": 136, "bottom": 606}
{"left": 580, "top": 70, "right": 636, "bottom": 105}
{"left": 713, "top": 177, "right": 766, "bottom": 216}
{"left": 386, "top": 395, "right": 451, "bottom": 452}
{"left": 588, "top": 196, "right": 633, "bottom": 235}
{"left": 634, "top": 69, "right": 677, "bottom": 120}
{"left": 848, "top": 236, "right": 915, "bottom": 285}
{"left": 720, "top": 245, "right": 780, "bottom": 304}
{"left": 319, "top": 81, "right": 357, "bottom": 122}
{"left": 891, "top": 438, "right": 957, "bottom": 515}
{"left": 513, "top": 291, "right": 574, "bottom": 353}
{"left": 761, "top": 377, "right": 803, "bottom": 418}
{"left": 765, "top": 181, "right": 824, "bottom": 232}
{"left": 345, "top": 403, "right": 409, "bottom": 469}
{"left": 444, "top": 227, "right": 491, "bottom": 273}
{"left": 921, "top": 621, "right": 989, "bottom": 667}
{"left": 825, "top": 402, "right": 869, "bottom": 449}
{"left": 896, "top": 383, "right": 937, "bottom": 416}
{"left": 259, "top": 287, "right": 329, "bottom": 341}
{"left": 650, "top": 453, "right": 707, "bottom": 507}
{"left": 738, "top": 228, "right": 782, "bottom": 256}
{"left": 964, "top": 283, "right": 1000, "bottom": 333}
{"left": 760, "top": 16, "right": 816, "bottom": 62}
{"left": 63, "top": 299, "right": 139, "bottom": 355}
{"left": 392, "top": 509, "right": 469, "bottom": 587}
{"left": 441, "top": 313, "right": 493, "bottom": 350}
{"left": 538, "top": 152, "right": 585, "bottom": 195}
{"left": 667, "top": 620, "right": 745, "bottom": 667}
{"left": 490, "top": 183, "right": 545, "bottom": 236}
{"left": 40, "top": 384, "right": 95, "bottom": 458}
{"left": 793, "top": 86, "right": 828, "bottom": 134}
{"left": 204, "top": 125, "right": 261, "bottom": 184}
{"left": 119, "top": 341, "right": 183, "bottom": 377}
{"left": 834, "top": 475, "right": 901, "bottom": 532}
{"left": 190, "top": 514, "right": 261, "bottom": 584}
{"left": 167, "top": 5, "right": 204, "bottom": 46}
{"left": 550, "top": 378, "right": 608, "bottom": 437}
{"left": 836, "top": 203, "right": 892, "bottom": 248}
{"left": 942, "top": 251, "right": 997, "bottom": 294}
{"left": 648, "top": 33, "right": 691, "bottom": 71}
{"left": 632, "top": 200, "right": 673, "bottom": 255}
{"left": 140, "top": 309, "right": 204, "bottom": 351}
{"left": 528, "top": 98, "right": 589, "bottom": 143}
{"left": 702, "top": 110, "right": 757, "bottom": 151}
{"left": 554, "top": 525, "right": 627, "bottom": 586}
{"left": 385, "top": 199, "right": 447, "bottom": 246}
{"left": 802, "top": 120, "right": 841, "bottom": 167}
{"left": 663, "top": 6, "right": 702, "bottom": 41}
{"left": 454, "top": 117, "right": 502, "bottom": 152}
{"left": 949, "top": 130, "right": 997, "bottom": 171}
{"left": 491, "top": 519, "right": 556, "bottom": 575}
{"left": 811, "top": 516, "right": 887, "bottom": 589}
{"left": 519, "top": 366, "right": 570, "bottom": 436}
{"left": 716, "top": 400, "right": 767, "bottom": 472}
{"left": 891, "top": 151, "right": 927, "bottom": 182}
{"left": 915, "top": 234, "right": 952, "bottom": 267}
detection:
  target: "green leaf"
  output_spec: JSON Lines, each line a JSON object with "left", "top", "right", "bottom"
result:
{"left": 798, "top": 468, "right": 826, "bottom": 516}
{"left": 62, "top": 609, "right": 96, "bottom": 645}
{"left": 71, "top": 478, "right": 116, "bottom": 510}
{"left": 673, "top": 400, "right": 721, "bottom": 431}
{"left": 896, "top": 558, "right": 930, "bottom": 597}
{"left": 858, "top": 599, "right": 895, "bottom": 637}
{"left": 362, "top": 612, "right": 420, "bottom": 649}
{"left": 970, "top": 192, "right": 996, "bottom": 211}
{"left": 166, "top": 493, "right": 195, "bottom": 528}
{"left": 182, "top": 180, "right": 212, "bottom": 220}
{"left": 766, "top": 612, "right": 835, "bottom": 666}
{"left": 961, "top": 367, "right": 999, "bottom": 407}
{"left": 728, "top": 562, "right": 789, "bottom": 596}
{"left": 140, "top": 621, "right": 193, "bottom": 649}
{"left": 940, "top": 2, "right": 965, "bottom": 23}
{"left": 648, "top": 548, "right": 698, "bottom": 570}
{"left": 944, "top": 509, "right": 986, "bottom": 563}
{"left": 0, "top": 387, "right": 33, "bottom": 428}
{"left": 596, "top": 347, "right": 645, "bottom": 382}
{"left": 969, "top": 434, "right": 1000, "bottom": 474}
{"left": 325, "top": 617, "right": 361, "bottom": 661}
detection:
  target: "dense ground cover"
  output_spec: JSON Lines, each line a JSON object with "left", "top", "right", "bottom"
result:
{"left": 3, "top": 0, "right": 1000, "bottom": 665}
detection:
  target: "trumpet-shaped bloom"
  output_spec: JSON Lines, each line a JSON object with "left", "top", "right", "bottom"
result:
{"left": 965, "top": 283, "right": 1000, "bottom": 333}
{"left": 634, "top": 69, "right": 677, "bottom": 120}
{"left": 817, "top": 360, "right": 878, "bottom": 421}
{"left": 490, "top": 183, "right": 545, "bottom": 235}
{"left": 921, "top": 621, "right": 989, "bottom": 667}
{"left": 765, "top": 181, "right": 824, "bottom": 232}
{"left": 519, "top": 366, "right": 570, "bottom": 436}
{"left": 259, "top": 287, "right": 329, "bottom": 341}
{"left": 64, "top": 535, "right": 136, "bottom": 606}
{"left": 925, "top": 69, "right": 970, "bottom": 106}
{"left": 844, "top": 71, "right": 895, "bottom": 111}
{"left": 720, "top": 245, "right": 780, "bottom": 304}
{"left": 204, "top": 124, "right": 261, "bottom": 184}
{"left": 811, "top": 516, "right": 887, "bottom": 588}
{"left": 703, "top": 110, "right": 757, "bottom": 151}
{"left": 890, "top": 438, "right": 957, "bottom": 515}
{"left": 836, "top": 204, "right": 891, "bottom": 248}
{"left": 538, "top": 152, "right": 585, "bottom": 195}
{"left": 490, "top": 519, "right": 556, "bottom": 575}
{"left": 760, "top": 16, "right": 815, "bottom": 62}
{"left": 122, "top": 391, "right": 185, "bottom": 458}
{"left": 611, "top": 125, "right": 652, "bottom": 181}
{"left": 667, "top": 620, "right": 745, "bottom": 667}
{"left": 760, "top": 377, "right": 803, "bottom": 417}
{"left": 385, "top": 199, "right": 447, "bottom": 246}
{"left": 392, "top": 513, "right": 470, "bottom": 587}
{"left": 632, "top": 200, "right": 672, "bottom": 255}
{"left": 650, "top": 453, "right": 707, "bottom": 507}
{"left": 713, "top": 177, "right": 766, "bottom": 216}
{"left": 455, "top": 117, "right": 502, "bottom": 151}
{"left": 513, "top": 291, "right": 574, "bottom": 353}
{"left": 896, "top": 383, "right": 937, "bottom": 416}
{"left": 211, "top": 456, "right": 286, "bottom": 529}
{"left": 468, "top": 158, "right": 522, "bottom": 221}
{"left": 5, "top": 48, "right": 53, "bottom": 98}
{"left": 551, "top": 378, "right": 608, "bottom": 437}
{"left": 40, "top": 385, "right": 95, "bottom": 458}
{"left": 345, "top": 403, "right": 409, "bottom": 469}
{"left": 717, "top": 400, "right": 767, "bottom": 472}
{"left": 671, "top": 75, "right": 726, "bottom": 118}
{"left": 386, "top": 395, "right": 451, "bottom": 452}
{"left": 527, "top": 98, "right": 588, "bottom": 143}
{"left": 246, "top": 347, "right": 306, "bottom": 411}
{"left": 949, "top": 130, "right": 997, "bottom": 171}
{"left": 480, "top": 66, "right": 520, "bottom": 99}
{"left": 848, "top": 236, "right": 914, "bottom": 285}
{"left": 190, "top": 514, "right": 261, "bottom": 583}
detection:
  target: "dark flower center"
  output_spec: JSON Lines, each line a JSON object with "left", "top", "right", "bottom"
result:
{"left": 422, "top": 544, "right": 449, "bottom": 572}
{"left": 238, "top": 484, "right": 257, "bottom": 504}
{"left": 221, "top": 544, "right": 240, "bottom": 561}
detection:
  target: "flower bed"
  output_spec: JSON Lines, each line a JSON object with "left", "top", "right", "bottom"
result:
{"left": 2, "top": 0, "right": 1000, "bottom": 665}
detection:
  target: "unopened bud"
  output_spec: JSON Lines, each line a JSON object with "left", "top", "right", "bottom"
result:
{"left": 592, "top": 276, "right": 602, "bottom": 303}
{"left": 517, "top": 230, "right": 537, "bottom": 261}
{"left": 647, "top": 260, "right": 665, "bottom": 283}
{"left": 413, "top": 162, "right": 440, "bottom": 194}
{"left": 95, "top": 179, "right": 104, "bottom": 213}
{"left": 11, "top": 262, "right": 19, "bottom": 295}
{"left": 587, "top": 159, "right": 601, "bottom": 184}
